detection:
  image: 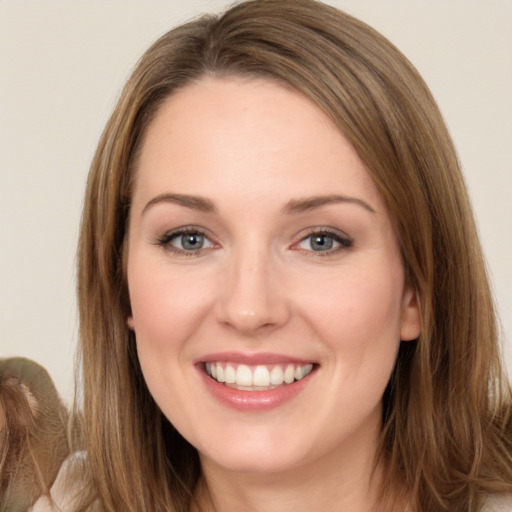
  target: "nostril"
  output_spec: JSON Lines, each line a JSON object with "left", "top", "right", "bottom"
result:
{"left": 214, "top": 264, "right": 291, "bottom": 333}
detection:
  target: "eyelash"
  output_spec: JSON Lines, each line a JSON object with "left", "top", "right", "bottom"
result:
{"left": 154, "top": 227, "right": 353, "bottom": 257}
{"left": 294, "top": 228, "right": 353, "bottom": 257}
{"left": 155, "top": 227, "right": 214, "bottom": 256}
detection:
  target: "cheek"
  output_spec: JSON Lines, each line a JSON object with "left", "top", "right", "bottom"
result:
{"left": 306, "top": 270, "right": 404, "bottom": 341}
{"left": 127, "top": 259, "right": 214, "bottom": 349}
{"left": 297, "top": 264, "right": 405, "bottom": 387}
{"left": 126, "top": 260, "right": 213, "bottom": 420}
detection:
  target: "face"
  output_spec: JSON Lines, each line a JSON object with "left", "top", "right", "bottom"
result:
{"left": 126, "top": 77, "right": 420, "bottom": 477}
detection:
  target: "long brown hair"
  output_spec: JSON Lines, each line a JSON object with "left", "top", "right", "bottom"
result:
{"left": 76, "top": 1, "right": 512, "bottom": 510}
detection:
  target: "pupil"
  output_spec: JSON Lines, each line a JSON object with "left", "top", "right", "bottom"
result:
{"left": 312, "top": 235, "right": 333, "bottom": 251}
{"left": 183, "top": 234, "right": 203, "bottom": 250}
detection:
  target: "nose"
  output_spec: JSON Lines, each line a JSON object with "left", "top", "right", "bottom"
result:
{"left": 215, "top": 246, "right": 291, "bottom": 335}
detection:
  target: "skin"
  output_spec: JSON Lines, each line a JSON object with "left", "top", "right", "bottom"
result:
{"left": 126, "top": 77, "right": 421, "bottom": 512}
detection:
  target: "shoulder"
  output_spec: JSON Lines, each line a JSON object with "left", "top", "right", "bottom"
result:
{"left": 30, "top": 452, "right": 93, "bottom": 512}
{"left": 482, "top": 494, "right": 512, "bottom": 512}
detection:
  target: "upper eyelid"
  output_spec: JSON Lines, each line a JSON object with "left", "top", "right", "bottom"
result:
{"left": 154, "top": 226, "right": 215, "bottom": 247}
{"left": 294, "top": 226, "right": 352, "bottom": 243}
{"left": 153, "top": 225, "right": 352, "bottom": 249}
{"left": 155, "top": 228, "right": 217, "bottom": 257}
{"left": 159, "top": 225, "right": 211, "bottom": 239}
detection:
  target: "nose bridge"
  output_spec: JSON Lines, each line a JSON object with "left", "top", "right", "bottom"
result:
{"left": 216, "top": 240, "right": 289, "bottom": 333}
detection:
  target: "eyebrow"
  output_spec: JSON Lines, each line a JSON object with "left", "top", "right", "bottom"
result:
{"left": 142, "top": 193, "right": 217, "bottom": 215}
{"left": 282, "top": 195, "right": 376, "bottom": 215}
{"left": 141, "top": 192, "right": 375, "bottom": 216}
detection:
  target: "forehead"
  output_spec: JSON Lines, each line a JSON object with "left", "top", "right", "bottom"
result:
{"left": 132, "top": 76, "right": 383, "bottom": 213}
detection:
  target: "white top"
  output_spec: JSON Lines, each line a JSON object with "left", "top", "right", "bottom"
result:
{"left": 30, "top": 453, "right": 89, "bottom": 512}
{"left": 484, "top": 494, "right": 512, "bottom": 512}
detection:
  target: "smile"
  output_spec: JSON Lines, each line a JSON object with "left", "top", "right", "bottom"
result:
{"left": 204, "top": 362, "right": 314, "bottom": 390}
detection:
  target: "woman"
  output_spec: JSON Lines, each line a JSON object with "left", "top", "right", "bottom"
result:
{"left": 34, "top": 0, "right": 512, "bottom": 510}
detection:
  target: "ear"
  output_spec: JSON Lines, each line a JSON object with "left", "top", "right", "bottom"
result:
{"left": 127, "top": 315, "right": 135, "bottom": 330}
{"left": 400, "top": 286, "right": 421, "bottom": 341}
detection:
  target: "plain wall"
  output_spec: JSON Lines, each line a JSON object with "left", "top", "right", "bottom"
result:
{"left": 1, "top": 0, "right": 511, "bottom": 404}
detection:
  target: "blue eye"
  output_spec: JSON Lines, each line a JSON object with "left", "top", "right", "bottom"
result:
{"left": 157, "top": 229, "right": 214, "bottom": 253}
{"left": 175, "top": 233, "right": 207, "bottom": 250}
{"left": 297, "top": 231, "right": 352, "bottom": 253}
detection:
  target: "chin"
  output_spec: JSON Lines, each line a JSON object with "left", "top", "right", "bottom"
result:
{"left": 199, "top": 445, "right": 309, "bottom": 476}
{"left": 190, "top": 419, "right": 340, "bottom": 477}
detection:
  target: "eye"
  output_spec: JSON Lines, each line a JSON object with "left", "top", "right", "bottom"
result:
{"left": 296, "top": 229, "right": 352, "bottom": 253}
{"left": 156, "top": 228, "right": 214, "bottom": 254}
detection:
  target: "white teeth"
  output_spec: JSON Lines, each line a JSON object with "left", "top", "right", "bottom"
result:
{"left": 224, "top": 364, "right": 236, "bottom": 384}
{"left": 270, "top": 365, "right": 284, "bottom": 385}
{"left": 301, "top": 364, "right": 313, "bottom": 379}
{"left": 206, "top": 362, "right": 314, "bottom": 388}
{"left": 252, "top": 365, "right": 270, "bottom": 387}
{"left": 293, "top": 364, "right": 313, "bottom": 380}
{"left": 284, "top": 365, "right": 295, "bottom": 384}
{"left": 236, "top": 364, "right": 253, "bottom": 386}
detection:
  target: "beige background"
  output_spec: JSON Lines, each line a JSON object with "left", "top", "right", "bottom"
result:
{"left": 1, "top": 0, "right": 511, "bottom": 404}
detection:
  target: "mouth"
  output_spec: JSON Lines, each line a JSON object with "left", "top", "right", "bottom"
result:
{"left": 203, "top": 362, "right": 315, "bottom": 391}
{"left": 197, "top": 355, "right": 318, "bottom": 411}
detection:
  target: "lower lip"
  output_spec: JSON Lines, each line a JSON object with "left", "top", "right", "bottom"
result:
{"left": 197, "top": 367, "right": 315, "bottom": 412}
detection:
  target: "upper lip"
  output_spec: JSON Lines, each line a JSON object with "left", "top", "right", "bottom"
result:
{"left": 195, "top": 352, "right": 317, "bottom": 366}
